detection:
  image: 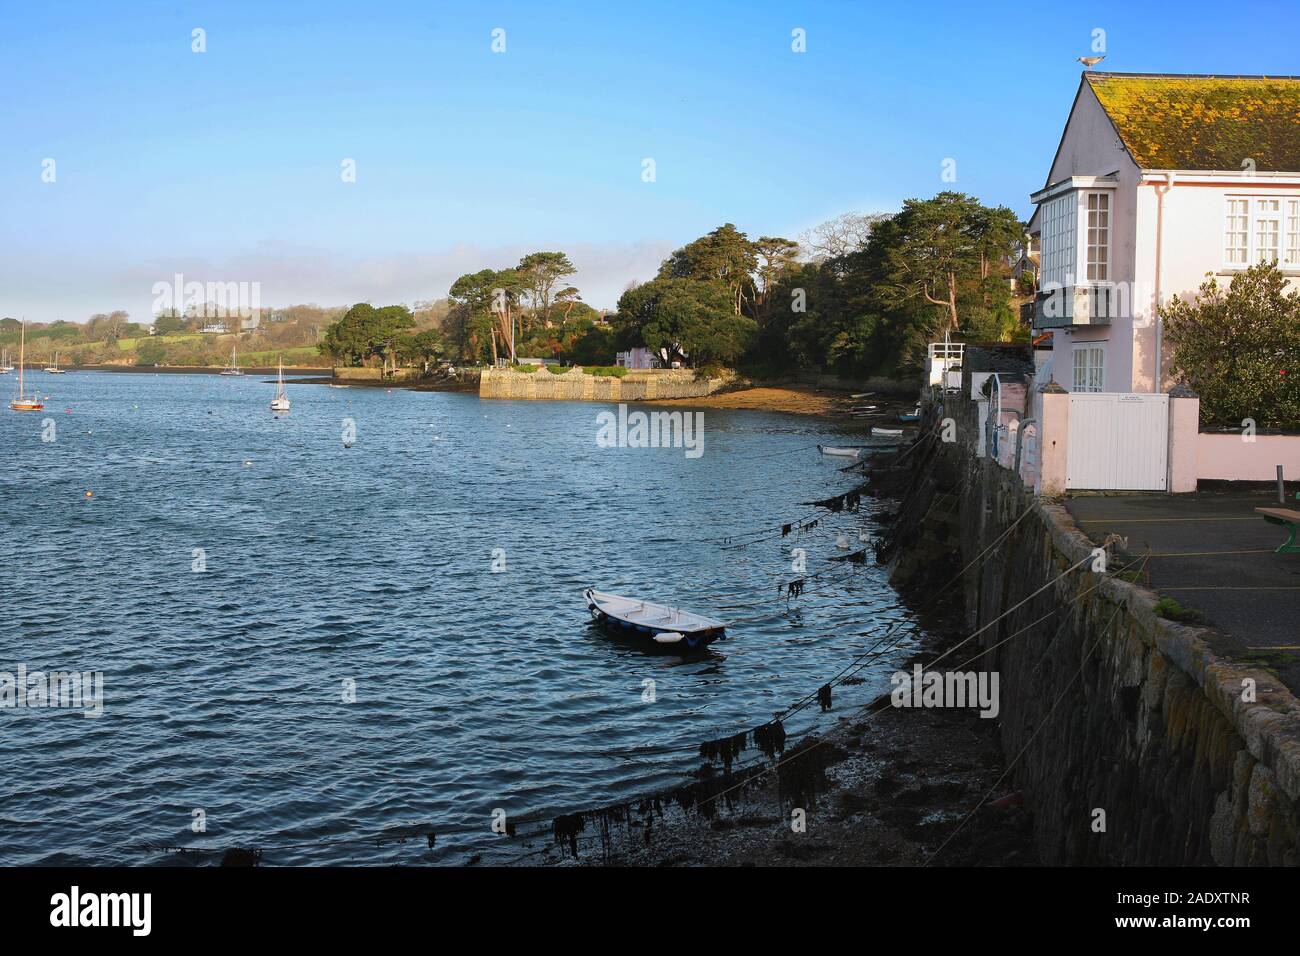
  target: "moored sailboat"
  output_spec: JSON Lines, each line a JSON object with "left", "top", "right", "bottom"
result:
{"left": 9, "top": 320, "right": 44, "bottom": 412}
{"left": 44, "top": 350, "right": 67, "bottom": 374}
{"left": 220, "top": 344, "right": 243, "bottom": 376}
{"left": 0, "top": 348, "right": 13, "bottom": 374}
{"left": 270, "top": 356, "right": 291, "bottom": 412}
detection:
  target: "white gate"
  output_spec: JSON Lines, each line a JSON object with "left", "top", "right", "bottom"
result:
{"left": 1066, "top": 393, "right": 1169, "bottom": 490}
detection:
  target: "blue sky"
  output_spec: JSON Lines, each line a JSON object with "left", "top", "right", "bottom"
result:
{"left": 3, "top": 0, "right": 1298, "bottom": 322}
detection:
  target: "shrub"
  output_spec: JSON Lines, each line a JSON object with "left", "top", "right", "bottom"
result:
{"left": 1161, "top": 262, "right": 1300, "bottom": 428}
{"left": 582, "top": 365, "right": 628, "bottom": 378}
{"left": 511, "top": 363, "right": 540, "bottom": 373}
{"left": 546, "top": 364, "right": 569, "bottom": 374}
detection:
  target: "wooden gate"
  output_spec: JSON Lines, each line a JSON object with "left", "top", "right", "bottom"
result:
{"left": 1066, "top": 393, "right": 1169, "bottom": 491}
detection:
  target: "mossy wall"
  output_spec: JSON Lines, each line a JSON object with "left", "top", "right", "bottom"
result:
{"left": 479, "top": 367, "right": 733, "bottom": 402}
{"left": 890, "top": 421, "right": 1300, "bottom": 865}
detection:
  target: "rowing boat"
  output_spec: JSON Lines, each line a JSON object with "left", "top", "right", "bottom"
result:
{"left": 584, "top": 588, "right": 725, "bottom": 652}
{"left": 871, "top": 426, "right": 904, "bottom": 437}
{"left": 817, "top": 444, "right": 861, "bottom": 459}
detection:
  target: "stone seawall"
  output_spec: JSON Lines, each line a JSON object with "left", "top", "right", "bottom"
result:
{"left": 479, "top": 368, "right": 734, "bottom": 402}
{"left": 885, "top": 427, "right": 1300, "bottom": 865}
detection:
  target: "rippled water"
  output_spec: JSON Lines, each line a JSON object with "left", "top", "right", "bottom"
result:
{"left": 0, "top": 371, "right": 919, "bottom": 865}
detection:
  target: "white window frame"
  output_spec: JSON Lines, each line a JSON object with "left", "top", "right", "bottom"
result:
{"left": 1086, "top": 192, "right": 1110, "bottom": 281}
{"left": 1041, "top": 194, "right": 1077, "bottom": 289}
{"left": 1288, "top": 198, "right": 1300, "bottom": 268}
{"left": 1224, "top": 195, "right": 1300, "bottom": 269}
{"left": 1072, "top": 344, "right": 1106, "bottom": 393}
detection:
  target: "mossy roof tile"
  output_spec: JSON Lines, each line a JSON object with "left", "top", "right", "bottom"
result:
{"left": 1085, "top": 73, "right": 1300, "bottom": 171}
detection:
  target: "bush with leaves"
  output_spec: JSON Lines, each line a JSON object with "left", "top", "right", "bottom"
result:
{"left": 1161, "top": 263, "right": 1300, "bottom": 429}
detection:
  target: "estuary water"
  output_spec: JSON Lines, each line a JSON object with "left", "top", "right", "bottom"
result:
{"left": 0, "top": 371, "right": 919, "bottom": 864}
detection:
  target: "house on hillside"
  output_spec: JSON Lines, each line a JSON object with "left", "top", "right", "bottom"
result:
{"left": 1027, "top": 72, "right": 1300, "bottom": 395}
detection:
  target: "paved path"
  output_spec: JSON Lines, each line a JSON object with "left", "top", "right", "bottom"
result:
{"left": 1065, "top": 490, "right": 1300, "bottom": 691}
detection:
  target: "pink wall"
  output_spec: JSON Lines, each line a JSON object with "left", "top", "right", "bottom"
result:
{"left": 1197, "top": 433, "right": 1300, "bottom": 482}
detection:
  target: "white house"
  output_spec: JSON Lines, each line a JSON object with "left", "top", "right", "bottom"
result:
{"left": 615, "top": 347, "right": 657, "bottom": 370}
{"left": 1029, "top": 72, "right": 1300, "bottom": 394}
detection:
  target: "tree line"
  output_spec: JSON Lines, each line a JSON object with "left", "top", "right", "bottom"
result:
{"left": 365, "top": 190, "right": 1027, "bottom": 376}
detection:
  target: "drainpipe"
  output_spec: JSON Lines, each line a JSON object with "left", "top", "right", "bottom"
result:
{"left": 1153, "top": 172, "right": 1177, "bottom": 392}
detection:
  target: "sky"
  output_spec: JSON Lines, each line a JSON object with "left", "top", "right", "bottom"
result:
{"left": 3, "top": 0, "right": 1299, "bottom": 323}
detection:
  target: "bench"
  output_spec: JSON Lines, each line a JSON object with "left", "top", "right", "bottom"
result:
{"left": 1255, "top": 507, "right": 1300, "bottom": 553}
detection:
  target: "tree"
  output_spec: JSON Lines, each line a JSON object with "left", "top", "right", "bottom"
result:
{"left": 448, "top": 270, "right": 499, "bottom": 363}
{"left": 657, "top": 224, "right": 757, "bottom": 315}
{"left": 87, "top": 310, "right": 131, "bottom": 344}
{"left": 751, "top": 236, "right": 800, "bottom": 322}
{"left": 554, "top": 286, "right": 582, "bottom": 321}
{"left": 318, "top": 303, "right": 414, "bottom": 367}
{"left": 799, "top": 212, "right": 891, "bottom": 260}
{"left": 400, "top": 328, "right": 444, "bottom": 367}
{"left": 878, "top": 192, "right": 1022, "bottom": 335}
{"left": 615, "top": 278, "right": 755, "bottom": 367}
{"left": 136, "top": 341, "right": 166, "bottom": 366}
{"left": 1162, "top": 262, "right": 1300, "bottom": 428}
{"left": 515, "top": 252, "right": 576, "bottom": 329}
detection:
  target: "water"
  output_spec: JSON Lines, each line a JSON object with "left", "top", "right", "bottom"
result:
{"left": 0, "top": 371, "right": 918, "bottom": 864}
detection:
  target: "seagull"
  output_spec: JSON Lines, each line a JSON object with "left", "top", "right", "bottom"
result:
{"left": 1078, "top": 56, "right": 1105, "bottom": 69}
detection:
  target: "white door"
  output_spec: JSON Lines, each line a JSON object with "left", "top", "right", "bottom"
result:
{"left": 1067, "top": 393, "right": 1169, "bottom": 490}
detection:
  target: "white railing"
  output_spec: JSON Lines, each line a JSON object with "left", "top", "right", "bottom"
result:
{"left": 928, "top": 341, "right": 964, "bottom": 388}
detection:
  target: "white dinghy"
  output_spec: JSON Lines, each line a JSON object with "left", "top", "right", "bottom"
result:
{"left": 817, "top": 444, "right": 862, "bottom": 459}
{"left": 584, "top": 588, "right": 726, "bottom": 652}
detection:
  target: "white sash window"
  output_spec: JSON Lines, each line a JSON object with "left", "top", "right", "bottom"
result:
{"left": 1086, "top": 192, "right": 1110, "bottom": 281}
{"left": 1072, "top": 344, "right": 1105, "bottom": 393}
{"left": 1225, "top": 196, "right": 1300, "bottom": 268}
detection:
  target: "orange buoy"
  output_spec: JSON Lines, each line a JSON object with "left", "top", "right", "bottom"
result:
{"left": 84, "top": 491, "right": 93, "bottom": 498}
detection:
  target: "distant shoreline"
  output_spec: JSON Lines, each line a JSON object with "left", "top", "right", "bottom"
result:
{"left": 40, "top": 364, "right": 333, "bottom": 376}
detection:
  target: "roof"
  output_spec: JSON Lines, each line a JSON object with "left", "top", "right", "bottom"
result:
{"left": 1084, "top": 73, "right": 1300, "bottom": 171}
{"left": 961, "top": 345, "right": 1034, "bottom": 375}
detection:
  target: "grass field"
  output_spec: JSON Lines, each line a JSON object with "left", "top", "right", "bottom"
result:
{"left": 54, "top": 333, "right": 325, "bottom": 368}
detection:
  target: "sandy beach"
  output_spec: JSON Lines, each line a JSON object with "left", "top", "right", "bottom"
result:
{"left": 648, "top": 384, "right": 917, "bottom": 420}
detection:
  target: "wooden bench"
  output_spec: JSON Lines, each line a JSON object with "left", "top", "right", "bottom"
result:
{"left": 1255, "top": 507, "right": 1300, "bottom": 553}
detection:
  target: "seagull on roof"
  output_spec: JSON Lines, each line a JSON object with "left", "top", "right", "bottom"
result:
{"left": 1078, "top": 56, "right": 1105, "bottom": 68}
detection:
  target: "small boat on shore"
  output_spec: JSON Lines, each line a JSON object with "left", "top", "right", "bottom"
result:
{"left": 871, "top": 426, "right": 904, "bottom": 437}
{"left": 818, "top": 444, "right": 862, "bottom": 459}
{"left": 850, "top": 392, "right": 876, "bottom": 399}
{"left": 585, "top": 588, "right": 725, "bottom": 652}
{"left": 898, "top": 405, "right": 921, "bottom": 423}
